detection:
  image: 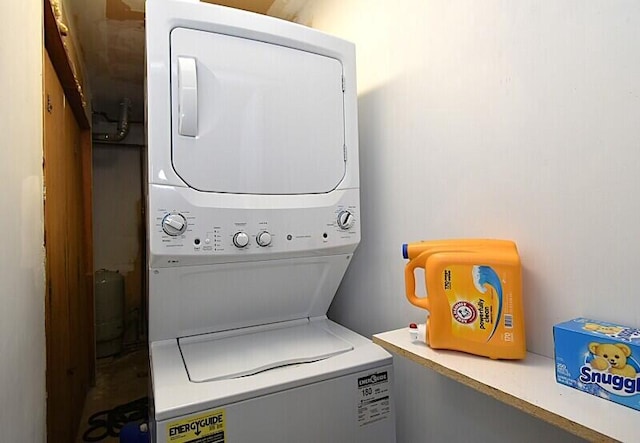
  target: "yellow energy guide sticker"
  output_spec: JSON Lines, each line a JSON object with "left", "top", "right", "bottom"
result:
{"left": 166, "top": 409, "right": 225, "bottom": 443}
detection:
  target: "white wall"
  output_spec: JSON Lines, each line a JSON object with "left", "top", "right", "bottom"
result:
{"left": 0, "top": 1, "right": 46, "bottom": 441}
{"left": 272, "top": 0, "right": 640, "bottom": 441}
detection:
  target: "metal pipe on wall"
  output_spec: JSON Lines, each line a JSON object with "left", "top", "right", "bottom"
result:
{"left": 92, "top": 98, "right": 132, "bottom": 142}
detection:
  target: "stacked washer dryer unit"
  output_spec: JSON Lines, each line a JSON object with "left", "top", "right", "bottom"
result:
{"left": 146, "top": 1, "right": 395, "bottom": 442}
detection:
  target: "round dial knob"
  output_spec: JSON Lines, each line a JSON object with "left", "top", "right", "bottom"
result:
{"left": 256, "top": 231, "right": 272, "bottom": 247}
{"left": 233, "top": 231, "right": 250, "bottom": 248}
{"left": 337, "top": 210, "right": 355, "bottom": 230}
{"left": 162, "top": 213, "right": 187, "bottom": 236}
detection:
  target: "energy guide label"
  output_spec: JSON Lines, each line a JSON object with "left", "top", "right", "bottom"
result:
{"left": 166, "top": 409, "right": 225, "bottom": 443}
{"left": 357, "top": 371, "right": 391, "bottom": 426}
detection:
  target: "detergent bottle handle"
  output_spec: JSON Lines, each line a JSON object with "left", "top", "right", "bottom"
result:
{"left": 405, "top": 251, "right": 430, "bottom": 310}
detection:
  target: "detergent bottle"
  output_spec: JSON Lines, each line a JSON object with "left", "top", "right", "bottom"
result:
{"left": 403, "top": 239, "right": 526, "bottom": 359}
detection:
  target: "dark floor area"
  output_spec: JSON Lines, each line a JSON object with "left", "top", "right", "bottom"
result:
{"left": 76, "top": 346, "right": 149, "bottom": 443}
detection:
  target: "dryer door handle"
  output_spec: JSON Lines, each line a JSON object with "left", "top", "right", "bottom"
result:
{"left": 178, "top": 56, "right": 198, "bottom": 137}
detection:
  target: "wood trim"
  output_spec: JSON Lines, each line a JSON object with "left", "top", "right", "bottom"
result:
{"left": 44, "top": 49, "right": 87, "bottom": 442}
{"left": 81, "top": 130, "right": 96, "bottom": 384}
{"left": 200, "top": 0, "right": 275, "bottom": 15}
{"left": 43, "top": 0, "right": 90, "bottom": 129}
{"left": 44, "top": 1, "right": 96, "bottom": 439}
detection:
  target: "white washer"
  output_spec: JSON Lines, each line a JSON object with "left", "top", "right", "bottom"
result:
{"left": 145, "top": 1, "right": 395, "bottom": 442}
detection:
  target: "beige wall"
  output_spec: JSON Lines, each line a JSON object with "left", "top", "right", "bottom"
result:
{"left": 92, "top": 124, "right": 145, "bottom": 343}
{"left": 0, "top": 1, "right": 46, "bottom": 441}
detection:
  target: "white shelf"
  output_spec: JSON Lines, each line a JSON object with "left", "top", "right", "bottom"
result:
{"left": 373, "top": 327, "right": 639, "bottom": 442}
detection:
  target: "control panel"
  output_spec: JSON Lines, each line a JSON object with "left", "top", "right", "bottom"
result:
{"left": 148, "top": 185, "right": 360, "bottom": 267}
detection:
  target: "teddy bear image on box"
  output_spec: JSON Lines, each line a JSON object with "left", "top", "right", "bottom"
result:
{"left": 588, "top": 342, "right": 637, "bottom": 378}
{"left": 583, "top": 323, "right": 624, "bottom": 335}
{"left": 583, "top": 322, "right": 640, "bottom": 341}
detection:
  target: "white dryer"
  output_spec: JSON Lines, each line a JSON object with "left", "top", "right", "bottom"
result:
{"left": 145, "top": 1, "right": 395, "bottom": 442}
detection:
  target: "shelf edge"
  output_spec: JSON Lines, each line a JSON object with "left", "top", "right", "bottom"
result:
{"left": 373, "top": 333, "right": 614, "bottom": 443}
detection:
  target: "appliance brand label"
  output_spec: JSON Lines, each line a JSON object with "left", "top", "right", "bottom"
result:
{"left": 356, "top": 371, "right": 391, "bottom": 426}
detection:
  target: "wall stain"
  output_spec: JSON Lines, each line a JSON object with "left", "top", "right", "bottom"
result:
{"left": 122, "top": 198, "right": 144, "bottom": 345}
{"left": 106, "top": 0, "right": 144, "bottom": 21}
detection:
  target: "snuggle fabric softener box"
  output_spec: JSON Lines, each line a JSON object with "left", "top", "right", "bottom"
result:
{"left": 553, "top": 318, "right": 640, "bottom": 411}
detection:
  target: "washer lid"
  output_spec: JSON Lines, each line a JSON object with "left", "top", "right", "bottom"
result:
{"left": 170, "top": 27, "right": 346, "bottom": 195}
{"left": 179, "top": 320, "right": 353, "bottom": 382}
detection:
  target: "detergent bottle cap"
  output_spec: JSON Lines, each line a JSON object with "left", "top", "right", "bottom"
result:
{"left": 402, "top": 243, "right": 409, "bottom": 259}
{"left": 408, "top": 322, "right": 427, "bottom": 343}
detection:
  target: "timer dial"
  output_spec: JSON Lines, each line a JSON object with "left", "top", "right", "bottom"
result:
{"left": 162, "top": 213, "right": 187, "bottom": 236}
{"left": 337, "top": 210, "right": 355, "bottom": 230}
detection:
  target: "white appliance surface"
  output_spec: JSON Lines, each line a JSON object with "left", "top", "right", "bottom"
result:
{"left": 150, "top": 318, "right": 393, "bottom": 421}
{"left": 146, "top": 0, "right": 359, "bottom": 192}
{"left": 179, "top": 319, "right": 353, "bottom": 381}
{"left": 146, "top": 184, "right": 360, "bottom": 270}
{"left": 146, "top": 1, "right": 395, "bottom": 441}
{"left": 148, "top": 254, "right": 353, "bottom": 342}
{"left": 153, "top": 360, "right": 393, "bottom": 443}
{"left": 170, "top": 28, "right": 346, "bottom": 195}
{"left": 153, "top": 362, "right": 394, "bottom": 443}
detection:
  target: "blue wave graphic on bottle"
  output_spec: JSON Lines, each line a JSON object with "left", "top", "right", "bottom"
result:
{"left": 472, "top": 265, "right": 503, "bottom": 340}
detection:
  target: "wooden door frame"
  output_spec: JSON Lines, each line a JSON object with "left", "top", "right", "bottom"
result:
{"left": 44, "top": 1, "right": 94, "bottom": 381}
{"left": 44, "top": 0, "right": 95, "bottom": 402}
{"left": 44, "top": 0, "right": 90, "bottom": 130}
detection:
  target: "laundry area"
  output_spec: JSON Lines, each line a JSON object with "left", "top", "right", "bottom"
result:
{"left": 3, "top": 0, "right": 640, "bottom": 442}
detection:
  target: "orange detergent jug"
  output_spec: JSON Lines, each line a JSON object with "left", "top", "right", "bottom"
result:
{"left": 403, "top": 239, "right": 526, "bottom": 359}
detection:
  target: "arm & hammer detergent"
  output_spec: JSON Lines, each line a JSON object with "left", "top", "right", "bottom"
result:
{"left": 403, "top": 239, "right": 526, "bottom": 360}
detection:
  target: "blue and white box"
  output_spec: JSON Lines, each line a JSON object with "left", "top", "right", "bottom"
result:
{"left": 553, "top": 318, "right": 640, "bottom": 411}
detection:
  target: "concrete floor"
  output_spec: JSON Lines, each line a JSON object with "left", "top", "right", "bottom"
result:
{"left": 76, "top": 346, "right": 149, "bottom": 443}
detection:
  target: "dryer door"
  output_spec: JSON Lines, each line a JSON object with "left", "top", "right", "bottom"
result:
{"left": 170, "top": 28, "right": 346, "bottom": 195}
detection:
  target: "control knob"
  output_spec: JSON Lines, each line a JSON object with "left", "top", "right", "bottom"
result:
{"left": 256, "top": 231, "right": 272, "bottom": 247}
{"left": 162, "top": 213, "right": 187, "bottom": 236}
{"left": 337, "top": 210, "right": 355, "bottom": 230}
{"left": 233, "top": 231, "right": 250, "bottom": 248}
